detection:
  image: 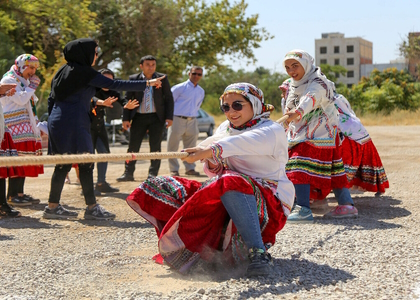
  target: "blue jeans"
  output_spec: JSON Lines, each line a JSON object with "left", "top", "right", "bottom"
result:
{"left": 95, "top": 138, "right": 108, "bottom": 183}
{"left": 294, "top": 184, "right": 354, "bottom": 209}
{"left": 220, "top": 191, "right": 265, "bottom": 250}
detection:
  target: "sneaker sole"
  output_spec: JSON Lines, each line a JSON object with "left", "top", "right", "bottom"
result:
{"left": 43, "top": 213, "right": 78, "bottom": 220}
{"left": 287, "top": 219, "right": 314, "bottom": 224}
{"left": 7, "top": 201, "right": 32, "bottom": 207}
{"left": 27, "top": 201, "right": 41, "bottom": 205}
{"left": 325, "top": 213, "right": 358, "bottom": 219}
{"left": 246, "top": 264, "right": 274, "bottom": 277}
{"left": 84, "top": 215, "right": 116, "bottom": 220}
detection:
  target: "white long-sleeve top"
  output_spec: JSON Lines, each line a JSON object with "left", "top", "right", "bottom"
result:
{"left": 334, "top": 94, "right": 370, "bottom": 144}
{"left": 285, "top": 71, "right": 339, "bottom": 149}
{"left": 0, "top": 68, "right": 39, "bottom": 136}
{"left": 199, "top": 119, "right": 295, "bottom": 216}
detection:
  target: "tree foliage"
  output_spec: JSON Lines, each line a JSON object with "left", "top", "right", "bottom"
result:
{"left": 91, "top": 0, "right": 272, "bottom": 80}
{"left": 319, "top": 63, "right": 347, "bottom": 88}
{"left": 0, "top": 0, "right": 97, "bottom": 108}
{"left": 198, "top": 67, "right": 288, "bottom": 115}
{"left": 339, "top": 68, "right": 420, "bottom": 114}
{"left": 399, "top": 33, "right": 420, "bottom": 62}
{"left": 1, "top": 0, "right": 271, "bottom": 115}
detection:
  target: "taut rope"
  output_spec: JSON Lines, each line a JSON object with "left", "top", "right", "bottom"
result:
{"left": 0, "top": 152, "right": 189, "bottom": 167}
{"left": 0, "top": 116, "right": 290, "bottom": 167}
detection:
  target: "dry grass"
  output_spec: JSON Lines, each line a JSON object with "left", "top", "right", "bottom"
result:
{"left": 212, "top": 109, "right": 420, "bottom": 127}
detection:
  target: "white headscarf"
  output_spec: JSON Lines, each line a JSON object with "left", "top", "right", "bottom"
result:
{"left": 199, "top": 83, "right": 274, "bottom": 147}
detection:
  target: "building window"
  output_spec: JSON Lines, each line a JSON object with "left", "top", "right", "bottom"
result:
{"left": 347, "top": 58, "right": 354, "bottom": 65}
{"left": 335, "top": 72, "right": 340, "bottom": 78}
{"left": 347, "top": 45, "right": 354, "bottom": 53}
{"left": 334, "top": 46, "right": 340, "bottom": 53}
{"left": 347, "top": 71, "right": 354, "bottom": 78}
{"left": 320, "top": 47, "right": 327, "bottom": 54}
{"left": 347, "top": 83, "right": 353, "bottom": 88}
{"left": 334, "top": 59, "right": 340, "bottom": 65}
{"left": 320, "top": 59, "right": 327, "bottom": 64}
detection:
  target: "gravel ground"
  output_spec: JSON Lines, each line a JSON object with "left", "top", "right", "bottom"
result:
{"left": 1, "top": 126, "right": 419, "bottom": 300}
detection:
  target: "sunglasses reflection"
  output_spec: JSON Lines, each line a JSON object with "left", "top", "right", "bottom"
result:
{"left": 220, "top": 101, "right": 244, "bottom": 112}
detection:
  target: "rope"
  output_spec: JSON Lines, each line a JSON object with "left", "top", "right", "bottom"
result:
{"left": 0, "top": 152, "right": 189, "bottom": 167}
{"left": 275, "top": 115, "right": 289, "bottom": 124}
{"left": 0, "top": 116, "right": 290, "bottom": 168}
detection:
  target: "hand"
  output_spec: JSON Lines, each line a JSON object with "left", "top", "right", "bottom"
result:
{"left": 148, "top": 75, "right": 166, "bottom": 89}
{"left": 165, "top": 119, "right": 173, "bottom": 128}
{"left": 124, "top": 99, "right": 140, "bottom": 110}
{"left": 122, "top": 121, "right": 131, "bottom": 130}
{"left": 100, "top": 96, "right": 118, "bottom": 107}
{"left": 284, "top": 109, "right": 301, "bottom": 126}
{"left": 181, "top": 147, "right": 212, "bottom": 164}
{"left": 28, "top": 75, "right": 41, "bottom": 90}
{"left": 0, "top": 83, "right": 17, "bottom": 96}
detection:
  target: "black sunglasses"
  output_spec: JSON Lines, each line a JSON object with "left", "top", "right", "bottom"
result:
{"left": 220, "top": 101, "right": 246, "bottom": 113}
{"left": 191, "top": 72, "right": 202, "bottom": 76}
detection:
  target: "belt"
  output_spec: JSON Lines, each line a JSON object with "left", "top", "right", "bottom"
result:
{"left": 175, "top": 115, "right": 195, "bottom": 120}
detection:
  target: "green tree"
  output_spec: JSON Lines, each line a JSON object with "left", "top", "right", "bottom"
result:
{"left": 319, "top": 64, "right": 347, "bottom": 87}
{"left": 199, "top": 67, "right": 288, "bottom": 115}
{"left": 342, "top": 68, "right": 420, "bottom": 114}
{"left": 0, "top": 0, "right": 98, "bottom": 112}
{"left": 91, "top": 0, "right": 272, "bottom": 80}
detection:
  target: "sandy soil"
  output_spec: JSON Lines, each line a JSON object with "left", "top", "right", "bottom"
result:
{"left": 1, "top": 126, "right": 419, "bottom": 299}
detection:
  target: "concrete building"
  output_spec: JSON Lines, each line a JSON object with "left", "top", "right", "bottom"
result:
{"left": 315, "top": 32, "right": 372, "bottom": 87}
{"left": 360, "top": 60, "right": 408, "bottom": 78}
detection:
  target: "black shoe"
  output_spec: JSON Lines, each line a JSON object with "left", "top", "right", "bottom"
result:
{"left": 116, "top": 173, "right": 134, "bottom": 182}
{"left": 0, "top": 203, "right": 21, "bottom": 217}
{"left": 7, "top": 195, "right": 32, "bottom": 207}
{"left": 22, "top": 194, "right": 41, "bottom": 205}
{"left": 170, "top": 171, "right": 180, "bottom": 176}
{"left": 95, "top": 182, "right": 119, "bottom": 193}
{"left": 84, "top": 204, "right": 116, "bottom": 220}
{"left": 43, "top": 204, "right": 78, "bottom": 220}
{"left": 246, "top": 248, "right": 274, "bottom": 277}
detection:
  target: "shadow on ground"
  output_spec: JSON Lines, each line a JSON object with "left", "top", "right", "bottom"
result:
{"left": 313, "top": 195, "right": 410, "bottom": 230}
{"left": 156, "top": 257, "right": 355, "bottom": 297}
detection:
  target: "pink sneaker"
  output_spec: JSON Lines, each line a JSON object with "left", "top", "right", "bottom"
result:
{"left": 324, "top": 205, "right": 358, "bottom": 219}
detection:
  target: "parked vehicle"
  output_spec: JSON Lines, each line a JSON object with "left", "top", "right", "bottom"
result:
{"left": 197, "top": 108, "right": 215, "bottom": 136}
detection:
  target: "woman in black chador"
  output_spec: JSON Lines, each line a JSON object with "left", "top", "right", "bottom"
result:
{"left": 45, "top": 38, "right": 164, "bottom": 220}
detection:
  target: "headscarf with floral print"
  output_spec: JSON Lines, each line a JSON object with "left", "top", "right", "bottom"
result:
{"left": 13, "top": 54, "right": 39, "bottom": 77}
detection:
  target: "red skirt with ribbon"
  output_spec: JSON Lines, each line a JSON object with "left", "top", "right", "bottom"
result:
{"left": 126, "top": 171, "right": 286, "bottom": 274}
{"left": 341, "top": 137, "right": 389, "bottom": 193}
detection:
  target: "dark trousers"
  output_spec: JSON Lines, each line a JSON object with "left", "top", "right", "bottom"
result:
{"left": 0, "top": 179, "right": 6, "bottom": 204}
{"left": 7, "top": 177, "right": 25, "bottom": 198}
{"left": 91, "top": 125, "right": 110, "bottom": 183}
{"left": 125, "top": 113, "right": 164, "bottom": 177}
{"left": 49, "top": 163, "right": 96, "bottom": 206}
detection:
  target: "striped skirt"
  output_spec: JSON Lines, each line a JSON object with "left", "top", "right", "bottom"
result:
{"left": 286, "top": 135, "right": 348, "bottom": 200}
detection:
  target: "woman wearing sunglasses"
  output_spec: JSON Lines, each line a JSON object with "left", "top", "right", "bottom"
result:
{"left": 126, "top": 82, "right": 294, "bottom": 277}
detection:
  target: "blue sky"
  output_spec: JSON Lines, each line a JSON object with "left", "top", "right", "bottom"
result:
{"left": 222, "top": 0, "right": 420, "bottom": 73}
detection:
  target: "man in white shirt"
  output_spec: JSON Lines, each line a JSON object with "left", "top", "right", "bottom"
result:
{"left": 167, "top": 67, "right": 205, "bottom": 176}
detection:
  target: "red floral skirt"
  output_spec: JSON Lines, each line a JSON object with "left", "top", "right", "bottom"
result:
{"left": 0, "top": 132, "right": 25, "bottom": 179}
{"left": 341, "top": 137, "right": 389, "bottom": 193}
{"left": 286, "top": 135, "right": 348, "bottom": 200}
{"left": 126, "top": 171, "right": 286, "bottom": 274}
